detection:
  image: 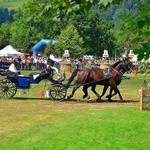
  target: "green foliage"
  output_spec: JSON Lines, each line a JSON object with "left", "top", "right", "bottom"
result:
{"left": 55, "top": 24, "right": 84, "bottom": 58}
{"left": 71, "top": 10, "right": 116, "bottom": 57}
{"left": 139, "top": 62, "right": 150, "bottom": 74}
{"left": 7, "top": 4, "right": 63, "bottom": 52}
{"left": 44, "top": 42, "right": 54, "bottom": 56}
{"left": 114, "top": 0, "right": 150, "bottom": 60}
{"left": 0, "top": 22, "right": 11, "bottom": 48}
{"left": 0, "top": 0, "right": 120, "bottom": 57}
{"left": 25, "top": 0, "right": 123, "bottom": 20}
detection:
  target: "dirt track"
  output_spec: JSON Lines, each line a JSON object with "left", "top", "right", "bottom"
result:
{"left": 38, "top": 99, "right": 140, "bottom": 110}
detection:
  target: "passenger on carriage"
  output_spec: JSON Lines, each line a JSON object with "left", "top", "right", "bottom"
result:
{"left": 47, "top": 50, "right": 63, "bottom": 80}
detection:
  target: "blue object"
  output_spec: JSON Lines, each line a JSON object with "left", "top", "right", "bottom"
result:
{"left": 32, "top": 39, "right": 57, "bottom": 57}
{"left": 0, "top": 62, "right": 11, "bottom": 69}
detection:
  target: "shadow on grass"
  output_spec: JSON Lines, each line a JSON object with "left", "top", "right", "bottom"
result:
{"left": 13, "top": 97, "right": 139, "bottom": 104}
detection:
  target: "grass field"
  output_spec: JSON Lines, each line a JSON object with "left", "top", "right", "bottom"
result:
{"left": 0, "top": 73, "right": 150, "bottom": 150}
{"left": 0, "top": 0, "right": 29, "bottom": 10}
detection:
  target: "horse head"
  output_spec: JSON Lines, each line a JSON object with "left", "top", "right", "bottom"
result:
{"left": 122, "top": 58, "right": 135, "bottom": 73}
{"left": 113, "top": 58, "right": 134, "bottom": 75}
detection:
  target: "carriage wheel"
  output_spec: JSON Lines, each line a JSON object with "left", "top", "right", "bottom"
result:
{"left": 48, "top": 84, "right": 67, "bottom": 100}
{"left": 0, "top": 79, "right": 17, "bottom": 99}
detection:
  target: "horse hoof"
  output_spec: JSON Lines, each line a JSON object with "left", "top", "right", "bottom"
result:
{"left": 87, "top": 95, "right": 91, "bottom": 100}
{"left": 67, "top": 96, "right": 71, "bottom": 99}
{"left": 96, "top": 99, "right": 101, "bottom": 103}
{"left": 108, "top": 99, "right": 112, "bottom": 102}
{"left": 106, "top": 95, "right": 109, "bottom": 98}
{"left": 87, "top": 100, "right": 92, "bottom": 103}
{"left": 83, "top": 95, "right": 87, "bottom": 99}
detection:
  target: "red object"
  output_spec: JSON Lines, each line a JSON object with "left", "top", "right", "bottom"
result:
{"left": 111, "top": 68, "right": 118, "bottom": 78}
{"left": 24, "top": 52, "right": 30, "bottom": 57}
{"left": 82, "top": 58, "right": 87, "bottom": 64}
{"left": 39, "top": 90, "right": 45, "bottom": 97}
{"left": 133, "top": 71, "right": 138, "bottom": 77}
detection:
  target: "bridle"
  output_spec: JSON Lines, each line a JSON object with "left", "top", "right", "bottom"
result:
{"left": 112, "top": 60, "right": 134, "bottom": 77}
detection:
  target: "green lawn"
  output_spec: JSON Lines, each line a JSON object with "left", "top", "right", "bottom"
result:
{"left": 0, "top": 0, "right": 29, "bottom": 10}
{"left": 0, "top": 73, "right": 150, "bottom": 150}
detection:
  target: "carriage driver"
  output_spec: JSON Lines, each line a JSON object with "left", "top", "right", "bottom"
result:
{"left": 8, "top": 61, "right": 21, "bottom": 75}
{"left": 47, "top": 50, "right": 63, "bottom": 80}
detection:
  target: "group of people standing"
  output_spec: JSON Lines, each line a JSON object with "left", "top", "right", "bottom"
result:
{"left": 7, "top": 50, "right": 63, "bottom": 80}
{"left": 1, "top": 50, "right": 103, "bottom": 80}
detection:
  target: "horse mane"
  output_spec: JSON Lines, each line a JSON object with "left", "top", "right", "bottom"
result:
{"left": 111, "top": 60, "right": 122, "bottom": 68}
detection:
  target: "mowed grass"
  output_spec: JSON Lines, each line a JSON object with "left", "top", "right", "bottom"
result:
{"left": 0, "top": 0, "right": 29, "bottom": 10}
{"left": 0, "top": 73, "right": 150, "bottom": 150}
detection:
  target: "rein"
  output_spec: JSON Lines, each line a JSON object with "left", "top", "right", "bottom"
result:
{"left": 69, "top": 75, "right": 112, "bottom": 88}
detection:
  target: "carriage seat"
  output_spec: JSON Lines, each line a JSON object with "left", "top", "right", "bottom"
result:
{"left": 29, "top": 70, "right": 53, "bottom": 80}
{"left": 29, "top": 72, "right": 41, "bottom": 79}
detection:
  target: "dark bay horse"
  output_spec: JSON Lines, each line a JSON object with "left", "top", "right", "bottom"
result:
{"left": 67, "top": 59, "right": 134, "bottom": 101}
{"left": 95, "top": 59, "right": 134, "bottom": 101}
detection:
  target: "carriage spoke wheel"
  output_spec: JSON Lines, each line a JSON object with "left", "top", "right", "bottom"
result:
{"left": 48, "top": 84, "right": 67, "bottom": 100}
{"left": 0, "top": 79, "right": 17, "bottom": 99}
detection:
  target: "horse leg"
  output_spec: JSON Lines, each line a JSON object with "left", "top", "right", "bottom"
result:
{"left": 67, "top": 84, "right": 80, "bottom": 99}
{"left": 67, "top": 72, "right": 90, "bottom": 99}
{"left": 66, "top": 68, "right": 78, "bottom": 88}
{"left": 117, "top": 89, "right": 123, "bottom": 101}
{"left": 106, "top": 87, "right": 113, "bottom": 101}
{"left": 111, "top": 87, "right": 123, "bottom": 101}
{"left": 83, "top": 85, "right": 91, "bottom": 100}
{"left": 106, "top": 78, "right": 117, "bottom": 101}
{"left": 83, "top": 85, "right": 88, "bottom": 99}
{"left": 107, "top": 86, "right": 123, "bottom": 101}
{"left": 90, "top": 84, "right": 101, "bottom": 101}
{"left": 98, "top": 85, "right": 109, "bottom": 101}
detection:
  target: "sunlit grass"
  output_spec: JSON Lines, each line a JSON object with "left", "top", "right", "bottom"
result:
{"left": 0, "top": 73, "right": 149, "bottom": 150}
{"left": 0, "top": 100, "right": 149, "bottom": 150}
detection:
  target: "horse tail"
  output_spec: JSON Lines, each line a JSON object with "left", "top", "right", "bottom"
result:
{"left": 66, "top": 68, "right": 79, "bottom": 89}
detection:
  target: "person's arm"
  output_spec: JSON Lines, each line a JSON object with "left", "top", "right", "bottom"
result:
{"left": 50, "top": 55, "right": 62, "bottom": 62}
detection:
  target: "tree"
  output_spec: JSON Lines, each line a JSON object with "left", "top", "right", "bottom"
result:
{"left": 26, "top": 0, "right": 123, "bottom": 21}
{"left": 8, "top": 5, "right": 64, "bottom": 52}
{"left": 55, "top": 24, "right": 84, "bottom": 58}
{"left": 0, "top": 22, "right": 11, "bottom": 49}
{"left": 0, "top": 8, "right": 15, "bottom": 26}
{"left": 112, "top": 0, "right": 150, "bottom": 60}
{"left": 0, "top": 0, "right": 122, "bottom": 53}
{"left": 70, "top": 11, "right": 116, "bottom": 57}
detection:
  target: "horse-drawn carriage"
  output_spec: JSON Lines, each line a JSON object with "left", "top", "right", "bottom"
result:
{"left": 0, "top": 57, "right": 135, "bottom": 101}
{"left": 0, "top": 69, "right": 67, "bottom": 100}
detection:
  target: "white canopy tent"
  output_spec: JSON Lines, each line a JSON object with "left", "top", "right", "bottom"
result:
{"left": 0, "top": 45, "right": 24, "bottom": 57}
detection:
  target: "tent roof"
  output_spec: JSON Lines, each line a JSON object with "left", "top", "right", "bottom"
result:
{"left": 0, "top": 45, "right": 24, "bottom": 57}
